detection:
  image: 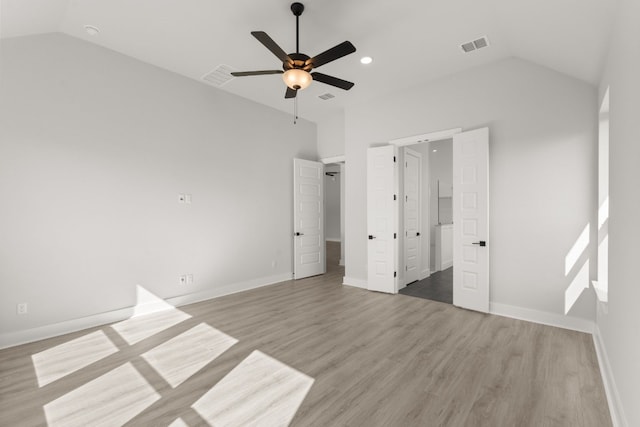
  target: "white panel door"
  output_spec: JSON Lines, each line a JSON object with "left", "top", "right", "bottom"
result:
{"left": 367, "top": 145, "right": 398, "bottom": 293}
{"left": 293, "top": 158, "right": 325, "bottom": 279}
{"left": 453, "top": 128, "right": 489, "bottom": 312}
{"left": 404, "top": 147, "right": 421, "bottom": 286}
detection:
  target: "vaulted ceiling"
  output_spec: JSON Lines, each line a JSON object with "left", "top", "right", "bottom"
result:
{"left": 1, "top": 0, "right": 618, "bottom": 121}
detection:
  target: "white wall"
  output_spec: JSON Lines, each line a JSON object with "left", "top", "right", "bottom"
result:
{"left": 317, "top": 110, "right": 345, "bottom": 159}
{"left": 0, "top": 34, "right": 317, "bottom": 344}
{"left": 596, "top": 0, "right": 640, "bottom": 424}
{"left": 344, "top": 58, "right": 597, "bottom": 324}
{"left": 325, "top": 164, "right": 341, "bottom": 242}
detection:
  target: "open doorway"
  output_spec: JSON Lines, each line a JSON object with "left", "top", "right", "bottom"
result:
{"left": 324, "top": 162, "right": 344, "bottom": 275}
{"left": 399, "top": 139, "right": 454, "bottom": 304}
{"left": 292, "top": 158, "right": 346, "bottom": 280}
{"left": 366, "top": 127, "right": 489, "bottom": 311}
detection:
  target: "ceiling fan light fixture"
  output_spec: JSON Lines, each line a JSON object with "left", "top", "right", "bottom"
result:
{"left": 283, "top": 68, "right": 312, "bottom": 90}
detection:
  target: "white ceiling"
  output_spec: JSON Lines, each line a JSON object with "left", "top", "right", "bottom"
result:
{"left": 1, "top": 0, "right": 618, "bottom": 121}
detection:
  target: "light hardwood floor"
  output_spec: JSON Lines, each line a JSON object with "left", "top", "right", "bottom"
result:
{"left": 0, "top": 242, "right": 611, "bottom": 426}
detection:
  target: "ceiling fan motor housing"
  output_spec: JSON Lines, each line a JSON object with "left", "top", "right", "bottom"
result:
{"left": 284, "top": 53, "right": 312, "bottom": 72}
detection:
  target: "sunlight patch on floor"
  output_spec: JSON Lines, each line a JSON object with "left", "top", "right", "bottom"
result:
{"left": 43, "top": 362, "right": 160, "bottom": 427}
{"left": 142, "top": 323, "right": 238, "bottom": 388}
{"left": 133, "top": 285, "right": 178, "bottom": 317}
{"left": 168, "top": 418, "right": 188, "bottom": 427}
{"left": 32, "top": 330, "right": 118, "bottom": 387}
{"left": 111, "top": 308, "right": 191, "bottom": 345}
{"left": 192, "top": 350, "right": 314, "bottom": 426}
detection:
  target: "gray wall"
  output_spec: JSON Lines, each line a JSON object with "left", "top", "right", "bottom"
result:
{"left": 316, "top": 110, "right": 345, "bottom": 159}
{"left": 0, "top": 34, "right": 317, "bottom": 342}
{"left": 597, "top": 0, "right": 640, "bottom": 424}
{"left": 343, "top": 57, "right": 597, "bottom": 323}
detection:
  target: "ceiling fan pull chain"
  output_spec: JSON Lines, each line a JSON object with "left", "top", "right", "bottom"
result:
{"left": 293, "top": 96, "right": 298, "bottom": 124}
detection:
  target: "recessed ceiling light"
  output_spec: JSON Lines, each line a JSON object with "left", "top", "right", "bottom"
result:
{"left": 432, "top": 149, "right": 437, "bottom": 152}
{"left": 84, "top": 25, "right": 100, "bottom": 36}
{"left": 360, "top": 56, "right": 373, "bottom": 65}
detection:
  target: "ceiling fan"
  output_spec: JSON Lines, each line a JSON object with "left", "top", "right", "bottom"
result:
{"left": 231, "top": 2, "right": 356, "bottom": 99}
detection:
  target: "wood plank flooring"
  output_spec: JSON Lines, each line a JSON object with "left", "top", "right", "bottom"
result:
{"left": 0, "top": 242, "right": 611, "bottom": 426}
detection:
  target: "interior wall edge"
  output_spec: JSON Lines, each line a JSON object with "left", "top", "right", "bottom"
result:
{"left": 342, "top": 277, "right": 367, "bottom": 289}
{"left": 593, "top": 325, "right": 628, "bottom": 427}
{"left": 489, "top": 302, "right": 594, "bottom": 334}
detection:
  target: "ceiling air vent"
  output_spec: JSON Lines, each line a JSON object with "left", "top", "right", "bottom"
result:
{"left": 460, "top": 36, "right": 490, "bottom": 53}
{"left": 202, "top": 64, "right": 236, "bottom": 87}
{"left": 318, "top": 93, "right": 335, "bottom": 100}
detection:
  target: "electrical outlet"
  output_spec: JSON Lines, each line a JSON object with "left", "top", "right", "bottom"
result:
{"left": 186, "top": 274, "right": 194, "bottom": 285}
{"left": 185, "top": 194, "right": 192, "bottom": 204}
{"left": 179, "top": 275, "right": 187, "bottom": 285}
{"left": 17, "top": 303, "right": 28, "bottom": 315}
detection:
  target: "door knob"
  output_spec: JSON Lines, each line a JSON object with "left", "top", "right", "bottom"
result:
{"left": 368, "top": 235, "right": 376, "bottom": 239}
{"left": 295, "top": 232, "right": 304, "bottom": 236}
{"left": 472, "top": 241, "right": 486, "bottom": 247}
{"left": 416, "top": 232, "right": 421, "bottom": 236}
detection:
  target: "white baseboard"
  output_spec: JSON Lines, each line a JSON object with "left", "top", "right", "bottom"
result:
{"left": 441, "top": 260, "right": 453, "bottom": 270}
{"left": 0, "top": 306, "right": 136, "bottom": 350}
{"left": 420, "top": 268, "right": 431, "bottom": 280}
{"left": 325, "top": 238, "right": 341, "bottom": 243}
{"left": 593, "top": 325, "right": 627, "bottom": 427}
{"left": 489, "top": 302, "right": 594, "bottom": 334}
{"left": 166, "top": 272, "right": 292, "bottom": 308}
{"left": 343, "top": 276, "right": 367, "bottom": 289}
{"left": 339, "top": 258, "right": 345, "bottom": 266}
{"left": 0, "top": 272, "right": 293, "bottom": 350}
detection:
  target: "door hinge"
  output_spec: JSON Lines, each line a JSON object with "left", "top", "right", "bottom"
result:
{"left": 394, "top": 233, "right": 397, "bottom": 239}
{"left": 393, "top": 194, "right": 397, "bottom": 201}
{"left": 406, "top": 266, "right": 408, "bottom": 271}
{"left": 394, "top": 271, "right": 397, "bottom": 278}
{"left": 393, "top": 156, "right": 396, "bottom": 163}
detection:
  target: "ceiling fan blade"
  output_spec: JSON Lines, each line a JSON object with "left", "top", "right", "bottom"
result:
{"left": 285, "top": 87, "right": 298, "bottom": 98}
{"left": 251, "top": 31, "right": 291, "bottom": 63}
{"left": 231, "top": 70, "right": 284, "bottom": 77}
{"left": 307, "top": 41, "right": 356, "bottom": 68}
{"left": 311, "top": 72, "right": 355, "bottom": 90}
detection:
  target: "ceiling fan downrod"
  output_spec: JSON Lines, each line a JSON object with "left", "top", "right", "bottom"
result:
{"left": 291, "top": 2, "right": 304, "bottom": 54}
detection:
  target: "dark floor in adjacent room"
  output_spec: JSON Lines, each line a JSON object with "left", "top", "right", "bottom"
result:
{"left": 400, "top": 267, "right": 453, "bottom": 304}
